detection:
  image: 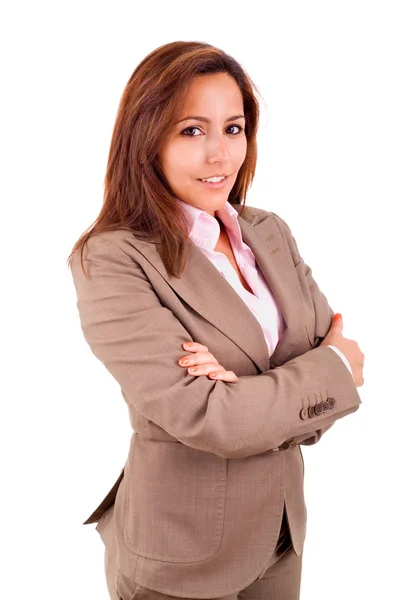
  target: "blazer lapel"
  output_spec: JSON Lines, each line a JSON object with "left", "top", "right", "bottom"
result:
{"left": 126, "top": 208, "right": 304, "bottom": 374}
{"left": 240, "top": 214, "right": 305, "bottom": 369}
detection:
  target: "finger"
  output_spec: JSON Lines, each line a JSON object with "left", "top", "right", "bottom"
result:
{"left": 179, "top": 351, "right": 218, "bottom": 367}
{"left": 185, "top": 362, "right": 238, "bottom": 382}
{"left": 187, "top": 363, "right": 225, "bottom": 376}
{"left": 208, "top": 370, "right": 239, "bottom": 382}
{"left": 182, "top": 341, "right": 209, "bottom": 352}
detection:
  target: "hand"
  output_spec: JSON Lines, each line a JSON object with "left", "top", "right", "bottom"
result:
{"left": 320, "top": 313, "right": 365, "bottom": 387}
{"left": 179, "top": 341, "right": 239, "bottom": 382}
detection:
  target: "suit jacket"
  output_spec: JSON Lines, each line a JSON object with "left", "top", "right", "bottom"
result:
{"left": 70, "top": 204, "right": 361, "bottom": 597}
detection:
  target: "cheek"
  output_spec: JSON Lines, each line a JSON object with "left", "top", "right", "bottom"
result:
{"left": 237, "top": 138, "right": 248, "bottom": 164}
{"left": 227, "top": 138, "right": 247, "bottom": 171}
{"left": 159, "top": 153, "right": 180, "bottom": 185}
{"left": 160, "top": 153, "right": 195, "bottom": 194}
{"left": 164, "top": 144, "right": 198, "bottom": 176}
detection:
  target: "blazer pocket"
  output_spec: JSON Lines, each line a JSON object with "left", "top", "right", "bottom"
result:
{"left": 123, "top": 447, "right": 227, "bottom": 563}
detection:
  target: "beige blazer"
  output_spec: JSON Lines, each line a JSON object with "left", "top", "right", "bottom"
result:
{"left": 70, "top": 204, "right": 361, "bottom": 597}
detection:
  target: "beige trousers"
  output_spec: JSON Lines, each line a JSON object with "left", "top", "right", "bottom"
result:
{"left": 100, "top": 505, "right": 303, "bottom": 600}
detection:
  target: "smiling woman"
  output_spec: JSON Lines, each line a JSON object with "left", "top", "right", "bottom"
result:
{"left": 158, "top": 72, "right": 248, "bottom": 218}
{"left": 67, "top": 40, "right": 363, "bottom": 600}
{"left": 67, "top": 41, "right": 261, "bottom": 280}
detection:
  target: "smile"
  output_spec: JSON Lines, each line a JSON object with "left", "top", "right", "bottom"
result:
{"left": 197, "top": 175, "right": 229, "bottom": 189}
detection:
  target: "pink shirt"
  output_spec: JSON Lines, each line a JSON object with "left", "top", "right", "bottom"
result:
{"left": 175, "top": 197, "right": 352, "bottom": 376}
{"left": 175, "top": 197, "right": 285, "bottom": 358}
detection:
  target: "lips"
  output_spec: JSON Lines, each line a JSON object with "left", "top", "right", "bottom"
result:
{"left": 199, "top": 174, "right": 228, "bottom": 182}
{"left": 197, "top": 175, "right": 229, "bottom": 189}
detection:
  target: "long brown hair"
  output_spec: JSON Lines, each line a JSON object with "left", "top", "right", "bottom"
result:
{"left": 66, "top": 41, "right": 261, "bottom": 279}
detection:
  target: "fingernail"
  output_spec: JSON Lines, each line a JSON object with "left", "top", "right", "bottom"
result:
{"left": 183, "top": 342, "right": 192, "bottom": 348}
{"left": 334, "top": 313, "right": 342, "bottom": 321}
{"left": 209, "top": 372, "right": 217, "bottom": 377}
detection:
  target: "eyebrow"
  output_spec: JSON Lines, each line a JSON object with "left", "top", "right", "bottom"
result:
{"left": 175, "top": 114, "right": 245, "bottom": 124}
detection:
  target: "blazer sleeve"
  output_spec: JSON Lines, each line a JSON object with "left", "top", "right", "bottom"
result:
{"left": 271, "top": 212, "right": 358, "bottom": 447}
{"left": 70, "top": 232, "right": 361, "bottom": 459}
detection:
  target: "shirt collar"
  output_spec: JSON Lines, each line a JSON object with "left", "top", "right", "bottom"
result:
{"left": 174, "top": 197, "right": 246, "bottom": 252}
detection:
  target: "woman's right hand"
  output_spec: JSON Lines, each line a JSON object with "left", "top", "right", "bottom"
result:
{"left": 320, "top": 313, "right": 365, "bottom": 387}
{"left": 179, "top": 342, "right": 239, "bottom": 382}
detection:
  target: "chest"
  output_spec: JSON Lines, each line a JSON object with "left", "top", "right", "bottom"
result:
{"left": 214, "top": 230, "right": 254, "bottom": 295}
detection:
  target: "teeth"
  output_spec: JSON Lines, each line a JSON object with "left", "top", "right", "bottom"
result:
{"left": 201, "top": 176, "right": 225, "bottom": 183}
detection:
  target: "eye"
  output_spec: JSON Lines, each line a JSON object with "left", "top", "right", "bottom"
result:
{"left": 180, "top": 124, "right": 244, "bottom": 137}
{"left": 226, "top": 124, "right": 244, "bottom": 135}
{"left": 181, "top": 126, "right": 202, "bottom": 137}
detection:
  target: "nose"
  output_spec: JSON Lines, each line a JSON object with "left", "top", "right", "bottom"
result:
{"left": 204, "top": 131, "right": 230, "bottom": 163}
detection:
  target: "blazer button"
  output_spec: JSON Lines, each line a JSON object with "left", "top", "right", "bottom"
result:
{"left": 288, "top": 440, "right": 297, "bottom": 448}
{"left": 300, "top": 408, "right": 309, "bottom": 420}
{"left": 328, "top": 397, "right": 336, "bottom": 408}
{"left": 322, "top": 400, "right": 330, "bottom": 412}
{"left": 314, "top": 403, "right": 323, "bottom": 416}
{"left": 308, "top": 405, "right": 315, "bottom": 418}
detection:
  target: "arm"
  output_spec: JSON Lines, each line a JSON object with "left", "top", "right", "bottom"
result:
{"left": 70, "top": 233, "right": 361, "bottom": 459}
{"left": 294, "top": 347, "right": 352, "bottom": 445}
{"left": 271, "top": 212, "right": 357, "bottom": 446}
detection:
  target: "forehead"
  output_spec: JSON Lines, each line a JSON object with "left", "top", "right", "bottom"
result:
{"left": 179, "top": 73, "right": 243, "bottom": 111}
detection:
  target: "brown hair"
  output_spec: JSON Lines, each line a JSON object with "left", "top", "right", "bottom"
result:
{"left": 66, "top": 41, "right": 262, "bottom": 278}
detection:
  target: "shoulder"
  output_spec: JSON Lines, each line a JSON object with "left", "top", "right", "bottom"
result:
{"left": 237, "top": 203, "right": 293, "bottom": 234}
{"left": 69, "top": 228, "right": 139, "bottom": 282}
{"left": 239, "top": 204, "right": 301, "bottom": 265}
{"left": 78, "top": 228, "right": 145, "bottom": 259}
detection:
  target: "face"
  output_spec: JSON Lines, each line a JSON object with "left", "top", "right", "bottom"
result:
{"left": 158, "top": 73, "right": 247, "bottom": 218}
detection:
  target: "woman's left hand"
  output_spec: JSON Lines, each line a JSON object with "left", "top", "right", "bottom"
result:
{"left": 178, "top": 341, "right": 238, "bottom": 382}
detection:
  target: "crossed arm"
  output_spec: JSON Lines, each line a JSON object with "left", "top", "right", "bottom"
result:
{"left": 70, "top": 221, "right": 361, "bottom": 459}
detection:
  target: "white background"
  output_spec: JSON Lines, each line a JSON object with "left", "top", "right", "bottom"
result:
{"left": 2, "top": 1, "right": 399, "bottom": 598}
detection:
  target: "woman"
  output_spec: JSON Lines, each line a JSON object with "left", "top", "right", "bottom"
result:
{"left": 68, "top": 41, "right": 364, "bottom": 600}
